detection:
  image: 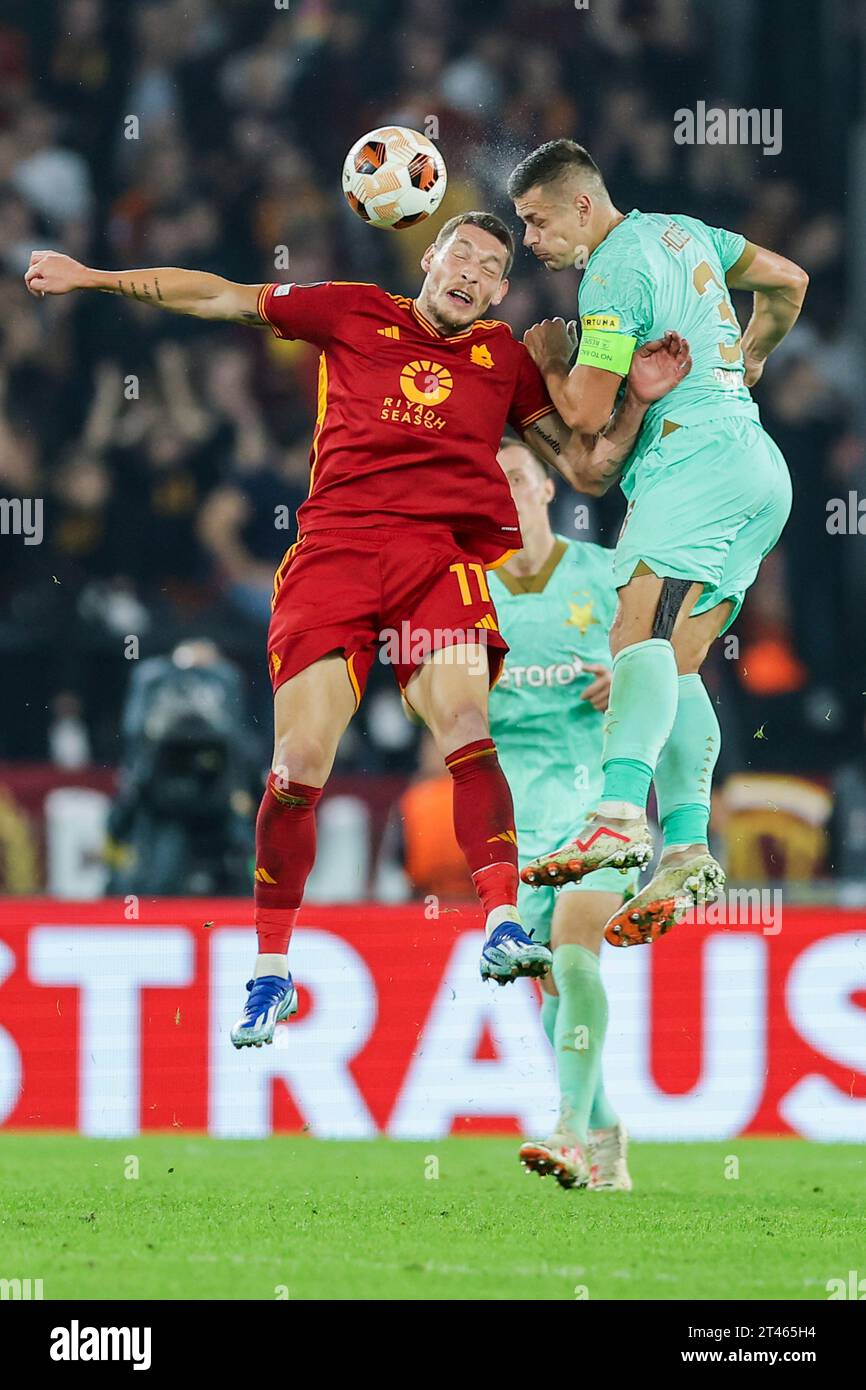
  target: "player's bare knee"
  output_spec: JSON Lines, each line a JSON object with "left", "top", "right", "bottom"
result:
{"left": 440, "top": 706, "right": 490, "bottom": 752}
{"left": 418, "top": 651, "right": 490, "bottom": 750}
{"left": 271, "top": 731, "right": 333, "bottom": 787}
{"left": 428, "top": 701, "right": 489, "bottom": 755}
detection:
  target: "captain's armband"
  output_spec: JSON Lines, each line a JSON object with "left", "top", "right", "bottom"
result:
{"left": 576, "top": 329, "right": 637, "bottom": 376}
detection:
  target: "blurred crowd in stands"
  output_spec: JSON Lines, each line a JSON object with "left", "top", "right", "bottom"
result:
{"left": 0, "top": 0, "right": 863, "bottom": 888}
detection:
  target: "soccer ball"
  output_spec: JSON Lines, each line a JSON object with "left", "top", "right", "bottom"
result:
{"left": 342, "top": 126, "right": 447, "bottom": 230}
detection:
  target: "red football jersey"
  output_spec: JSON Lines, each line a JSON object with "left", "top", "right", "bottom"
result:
{"left": 257, "top": 280, "right": 555, "bottom": 565}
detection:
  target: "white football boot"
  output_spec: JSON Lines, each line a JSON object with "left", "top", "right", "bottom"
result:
{"left": 587, "top": 1121, "right": 633, "bottom": 1192}
{"left": 518, "top": 1132, "right": 590, "bottom": 1190}
{"left": 604, "top": 850, "right": 725, "bottom": 947}
{"left": 521, "top": 810, "right": 653, "bottom": 888}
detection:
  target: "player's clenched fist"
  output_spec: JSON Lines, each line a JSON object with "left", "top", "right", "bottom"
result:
{"left": 522, "top": 317, "right": 576, "bottom": 374}
{"left": 24, "top": 250, "right": 88, "bottom": 297}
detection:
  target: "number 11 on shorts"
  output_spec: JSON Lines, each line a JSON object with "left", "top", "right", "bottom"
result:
{"left": 450, "top": 561, "right": 491, "bottom": 605}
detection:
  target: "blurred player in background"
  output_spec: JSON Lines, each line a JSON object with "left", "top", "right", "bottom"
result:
{"left": 489, "top": 441, "right": 634, "bottom": 1192}
{"left": 25, "top": 212, "right": 689, "bottom": 1045}
{"left": 509, "top": 140, "right": 808, "bottom": 947}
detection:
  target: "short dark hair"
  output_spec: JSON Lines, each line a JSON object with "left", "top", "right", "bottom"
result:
{"left": 507, "top": 139, "right": 605, "bottom": 201}
{"left": 434, "top": 211, "right": 514, "bottom": 276}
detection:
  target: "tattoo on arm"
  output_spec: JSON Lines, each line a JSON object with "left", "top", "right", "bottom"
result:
{"left": 531, "top": 422, "right": 562, "bottom": 456}
{"left": 527, "top": 411, "right": 634, "bottom": 495}
{"left": 117, "top": 278, "right": 158, "bottom": 304}
{"left": 110, "top": 273, "right": 264, "bottom": 323}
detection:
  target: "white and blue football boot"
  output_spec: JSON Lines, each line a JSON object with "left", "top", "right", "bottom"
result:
{"left": 480, "top": 922, "right": 552, "bottom": 985}
{"left": 230, "top": 974, "right": 298, "bottom": 1048}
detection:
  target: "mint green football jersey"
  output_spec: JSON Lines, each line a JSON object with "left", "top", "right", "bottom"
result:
{"left": 488, "top": 536, "right": 616, "bottom": 858}
{"left": 577, "top": 210, "right": 760, "bottom": 482}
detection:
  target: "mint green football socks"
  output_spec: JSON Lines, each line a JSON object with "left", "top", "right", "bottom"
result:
{"left": 540, "top": 991, "right": 559, "bottom": 1048}
{"left": 543, "top": 961, "right": 620, "bottom": 1135}
{"left": 653, "top": 673, "right": 721, "bottom": 848}
{"left": 600, "top": 639, "right": 680, "bottom": 811}
{"left": 551, "top": 943, "right": 613, "bottom": 1144}
{"left": 588, "top": 1069, "right": 620, "bottom": 1132}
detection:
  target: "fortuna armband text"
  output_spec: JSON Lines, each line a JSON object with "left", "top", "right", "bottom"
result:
{"left": 576, "top": 329, "right": 637, "bottom": 375}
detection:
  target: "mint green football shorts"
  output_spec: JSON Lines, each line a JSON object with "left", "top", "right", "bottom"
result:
{"left": 612, "top": 416, "right": 792, "bottom": 631}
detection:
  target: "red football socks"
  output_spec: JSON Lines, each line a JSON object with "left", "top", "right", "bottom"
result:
{"left": 444, "top": 738, "right": 519, "bottom": 911}
{"left": 254, "top": 773, "right": 323, "bottom": 952}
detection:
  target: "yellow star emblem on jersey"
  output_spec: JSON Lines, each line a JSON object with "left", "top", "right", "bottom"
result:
{"left": 470, "top": 343, "right": 494, "bottom": 368}
{"left": 565, "top": 593, "right": 599, "bottom": 636}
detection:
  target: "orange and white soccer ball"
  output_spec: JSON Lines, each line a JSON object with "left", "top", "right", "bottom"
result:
{"left": 342, "top": 126, "right": 447, "bottom": 229}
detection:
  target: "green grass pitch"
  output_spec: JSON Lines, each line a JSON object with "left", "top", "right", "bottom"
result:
{"left": 1, "top": 1135, "right": 862, "bottom": 1300}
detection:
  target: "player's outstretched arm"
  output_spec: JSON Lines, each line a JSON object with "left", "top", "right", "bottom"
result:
{"left": 725, "top": 242, "right": 809, "bottom": 386}
{"left": 24, "top": 251, "right": 267, "bottom": 325}
{"left": 523, "top": 331, "right": 692, "bottom": 495}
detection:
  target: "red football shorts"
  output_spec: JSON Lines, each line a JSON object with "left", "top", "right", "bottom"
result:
{"left": 267, "top": 526, "right": 512, "bottom": 706}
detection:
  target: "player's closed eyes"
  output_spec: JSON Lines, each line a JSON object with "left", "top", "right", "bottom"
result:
{"left": 451, "top": 247, "right": 498, "bottom": 275}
